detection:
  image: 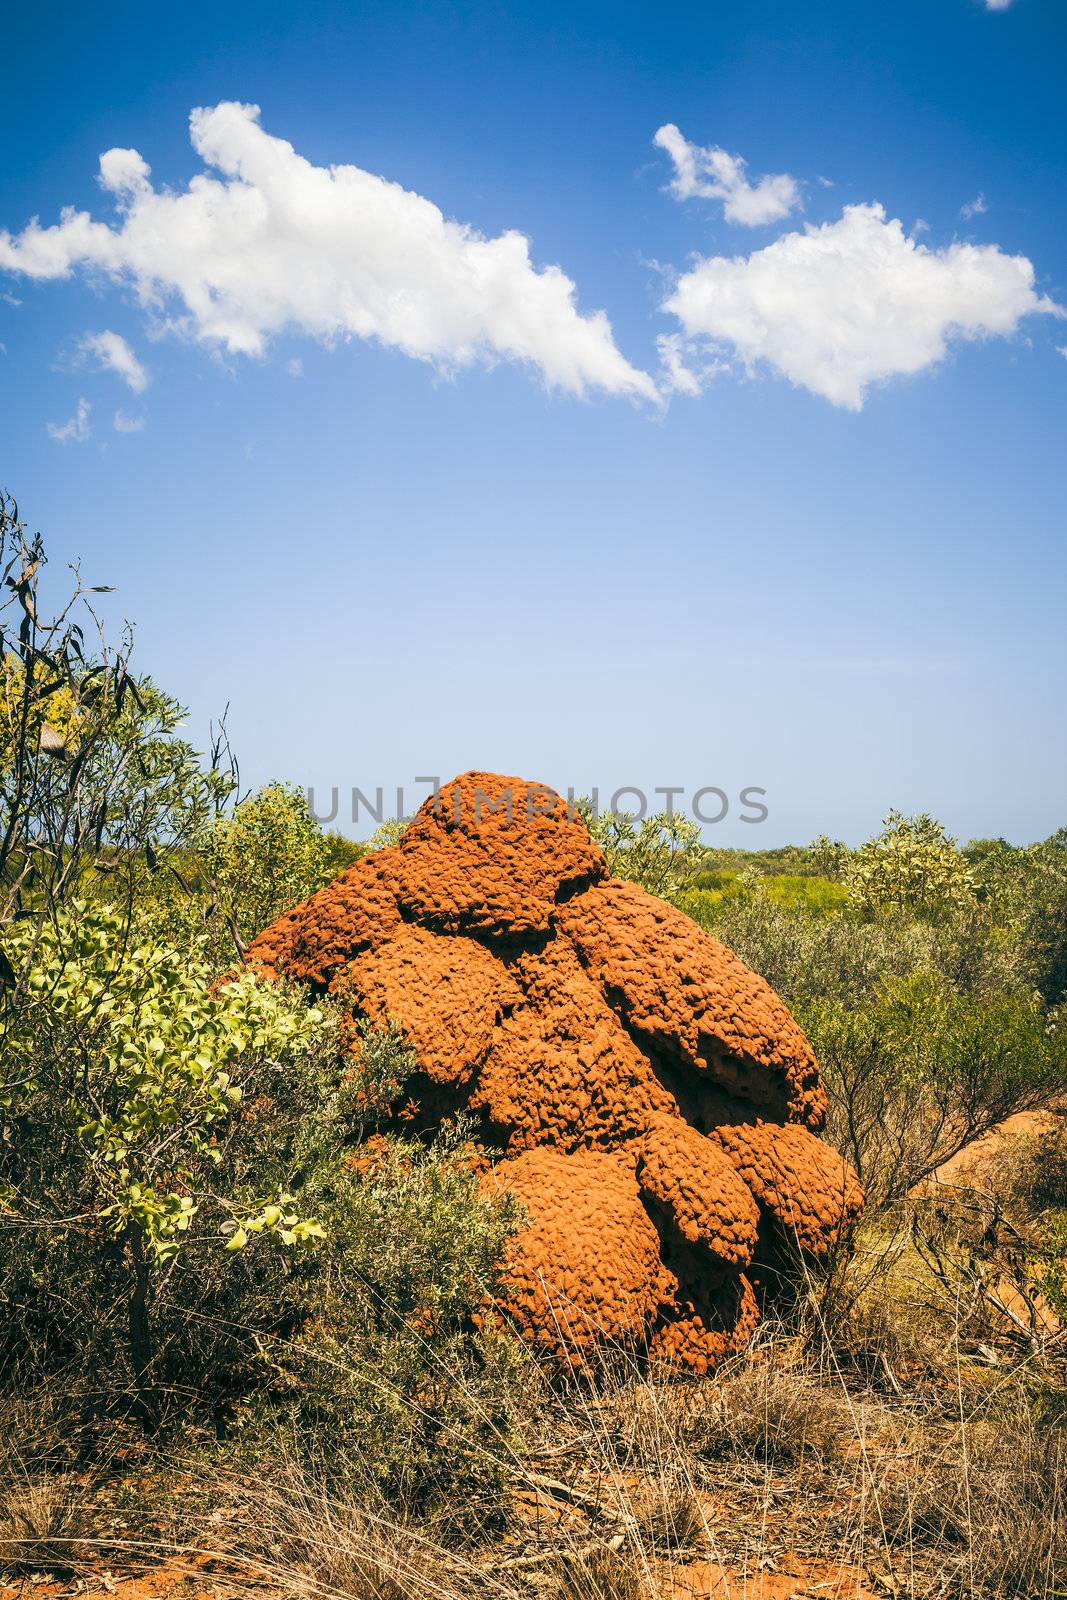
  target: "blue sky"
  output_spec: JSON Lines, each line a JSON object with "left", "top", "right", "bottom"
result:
{"left": 2, "top": 0, "right": 1064, "bottom": 845}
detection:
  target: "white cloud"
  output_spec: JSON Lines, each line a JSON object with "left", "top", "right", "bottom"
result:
{"left": 79, "top": 329, "right": 147, "bottom": 391}
{"left": 983, "top": 0, "right": 1016, "bottom": 10}
{"left": 655, "top": 333, "right": 702, "bottom": 397}
{"left": 663, "top": 202, "right": 1061, "bottom": 410}
{"left": 0, "top": 101, "right": 655, "bottom": 402}
{"left": 286, "top": 356, "right": 303, "bottom": 377}
{"left": 113, "top": 409, "right": 145, "bottom": 433}
{"left": 960, "top": 192, "right": 988, "bottom": 220}
{"left": 655, "top": 332, "right": 728, "bottom": 397}
{"left": 653, "top": 124, "right": 801, "bottom": 227}
{"left": 47, "top": 396, "right": 91, "bottom": 442}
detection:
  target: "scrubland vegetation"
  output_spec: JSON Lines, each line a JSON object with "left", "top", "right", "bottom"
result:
{"left": 2, "top": 494, "right": 1065, "bottom": 1598}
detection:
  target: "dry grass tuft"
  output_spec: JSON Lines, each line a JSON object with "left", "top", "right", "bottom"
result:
{"left": 697, "top": 1358, "right": 849, "bottom": 1464}
{"left": 612, "top": 1355, "right": 850, "bottom": 1470}
{"left": 627, "top": 1475, "right": 705, "bottom": 1554}
{"left": 545, "top": 1541, "right": 650, "bottom": 1600}
{"left": 212, "top": 1469, "right": 482, "bottom": 1600}
{"left": 883, "top": 1408, "right": 1067, "bottom": 1598}
{"left": 0, "top": 1474, "right": 94, "bottom": 1574}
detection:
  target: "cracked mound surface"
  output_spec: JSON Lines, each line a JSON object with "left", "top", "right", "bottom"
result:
{"left": 247, "top": 770, "right": 863, "bottom": 1371}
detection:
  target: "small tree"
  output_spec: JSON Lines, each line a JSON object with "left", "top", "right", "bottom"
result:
{"left": 802, "top": 970, "right": 1067, "bottom": 1210}
{"left": 1, "top": 494, "right": 234, "bottom": 999}
{"left": 845, "top": 810, "right": 976, "bottom": 919}
{"left": 806, "top": 834, "right": 851, "bottom": 879}
{"left": 579, "top": 802, "right": 702, "bottom": 902}
{"left": 205, "top": 782, "right": 334, "bottom": 956}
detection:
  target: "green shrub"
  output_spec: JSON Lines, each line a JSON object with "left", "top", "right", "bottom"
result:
{"left": 0, "top": 899, "right": 337, "bottom": 1426}
{"left": 138, "top": 783, "right": 341, "bottom": 965}
{"left": 845, "top": 811, "right": 976, "bottom": 919}
{"left": 253, "top": 1132, "right": 524, "bottom": 1515}
{"left": 680, "top": 874, "right": 848, "bottom": 919}
{"left": 0, "top": 900, "right": 521, "bottom": 1508}
{"left": 800, "top": 971, "right": 1067, "bottom": 1207}
{"left": 323, "top": 831, "right": 367, "bottom": 875}
{"left": 578, "top": 804, "right": 702, "bottom": 903}
{"left": 690, "top": 892, "right": 1028, "bottom": 1008}
{"left": 968, "top": 831, "right": 1067, "bottom": 1004}
{"left": 685, "top": 889, "right": 1065, "bottom": 1214}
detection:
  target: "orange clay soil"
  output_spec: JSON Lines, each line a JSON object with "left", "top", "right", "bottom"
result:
{"left": 247, "top": 771, "right": 863, "bottom": 1371}
{"left": 0, "top": 1552, "right": 887, "bottom": 1600}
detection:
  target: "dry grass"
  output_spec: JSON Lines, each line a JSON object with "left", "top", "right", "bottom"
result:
{"left": 668, "top": 1356, "right": 849, "bottom": 1465}
{"left": 873, "top": 1407, "right": 1067, "bottom": 1598}
{"left": 0, "top": 1473, "right": 95, "bottom": 1574}
{"left": 544, "top": 1542, "right": 650, "bottom": 1600}
{"left": 187, "top": 1468, "right": 485, "bottom": 1600}
{"left": 1, "top": 1252, "right": 1063, "bottom": 1600}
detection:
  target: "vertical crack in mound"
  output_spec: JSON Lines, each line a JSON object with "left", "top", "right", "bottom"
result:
{"left": 246, "top": 769, "right": 862, "bottom": 1372}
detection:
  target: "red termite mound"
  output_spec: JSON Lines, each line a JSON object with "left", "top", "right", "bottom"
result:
{"left": 247, "top": 772, "right": 862, "bottom": 1372}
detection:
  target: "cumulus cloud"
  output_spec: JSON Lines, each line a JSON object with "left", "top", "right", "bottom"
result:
{"left": 960, "top": 192, "right": 988, "bottom": 220}
{"left": 113, "top": 409, "right": 145, "bottom": 433}
{"left": 79, "top": 329, "right": 147, "bottom": 391}
{"left": 663, "top": 202, "right": 1061, "bottom": 409}
{"left": 0, "top": 102, "right": 654, "bottom": 401}
{"left": 47, "top": 397, "right": 91, "bottom": 442}
{"left": 653, "top": 124, "right": 801, "bottom": 227}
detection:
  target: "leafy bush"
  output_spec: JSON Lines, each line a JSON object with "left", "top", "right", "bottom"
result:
{"left": 323, "top": 830, "right": 366, "bottom": 875}
{"left": 686, "top": 886, "right": 1065, "bottom": 1218}
{"left": 142, "top": 782, "right": 339, "bottom": 962}
{"left": 0, "top": 895, "right": 520, "bottom": 1508}
{"left": 204, "top": 783, "right": 335, "bottom": 955}
{"left": 968, "top": 831, "right": 1067, "bottom": 1004}
{"left": 845, "top": 810, "right": 977, "bottom": 918}
{"left": 800, "top": 971, "right": 1067, "bottom": 1208}
{"left": 689, "top": 894, "right": 938, "bottom": 1006}
{"left": 578, "top": 803, "right": 702, "bottom": 903}
{"left": 693, "top": 890, "right": 1030, "bottom": 1009}
{"left": 260, "top": 1132, "right": 523, "bottom": 1513}
{"left": 1, "top": 496, "right": 236, "bottom": 942}
{"left": 0, "top": 900, "right": 335, "bottom": 1424}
